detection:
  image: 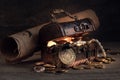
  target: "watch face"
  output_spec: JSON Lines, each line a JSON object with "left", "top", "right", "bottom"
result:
{"left": 58, "top": 48, "right": 76, "bottom": 65}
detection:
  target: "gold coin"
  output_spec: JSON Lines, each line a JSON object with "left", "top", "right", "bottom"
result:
{"left": 90, "top": 62, "right": 102, "bottom": 66}
{"left": 72, "top": 65, "right": 84, "bottom": 70}
{"left": 33, "top": 66, "right": 45, "bottom": 72}
{"left": 35, "top": 62, "right": 45, "bottom": 66}
{"left": 59, "top": 49, "right": 76, "bottom": 65}
{"left": 106, "top": 57, "right": 116, "bottom": 62}
{"left": 43, "top": 64, "right": 56, "bottom": 68}
{"left": 94, "top": 64, "right": 105, "bottom": 69}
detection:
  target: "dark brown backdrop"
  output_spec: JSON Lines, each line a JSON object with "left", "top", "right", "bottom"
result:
{"left": 0, "top": 0, "right": 120, "bottom": 41}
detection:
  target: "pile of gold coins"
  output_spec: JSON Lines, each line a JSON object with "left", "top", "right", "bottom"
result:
{"left": 72, "top": 57, "right": 115, "bottom": 70}
{"left": 33, "top": 56, "right": 115, "bottom": 73}
{"left": 34, "top": 62, "right": 68, "bottom": 73}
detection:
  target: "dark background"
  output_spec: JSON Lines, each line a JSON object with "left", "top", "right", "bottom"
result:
{"left": 0, "top": 0, "right": 120, "bottom": 41}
